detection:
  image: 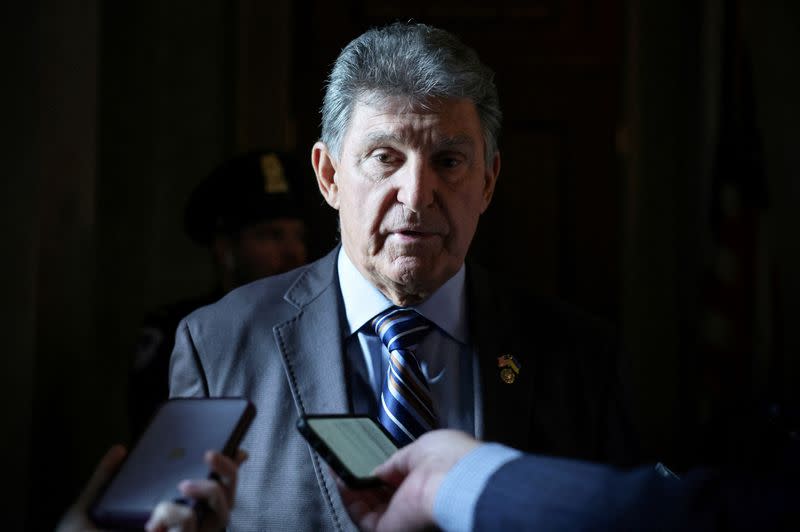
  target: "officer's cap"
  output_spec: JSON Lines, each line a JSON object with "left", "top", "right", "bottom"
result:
{"left": 184, "top": 150, "right": 305, "bottom": 245}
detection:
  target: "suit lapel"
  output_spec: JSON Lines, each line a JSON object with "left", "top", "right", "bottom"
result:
{"left": 276, "top": 247, "right": 349, "bottom": 415}
{"left": 468, "top": 263, "right": 535, "bottom": 450}
{"left": 274, "top": 248, "right": 353, "bottom": 531}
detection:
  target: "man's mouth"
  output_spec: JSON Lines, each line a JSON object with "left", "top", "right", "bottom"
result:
{"left": 388, "top": 228, "right": 442, "bottom": 243}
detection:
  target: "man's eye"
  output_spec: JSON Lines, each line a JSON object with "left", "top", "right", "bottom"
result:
{"left": 373, "top": 152, "right": 395, "bottom": 164}
{"left": 437, "top": 156, "right": 463, "bottom": 169}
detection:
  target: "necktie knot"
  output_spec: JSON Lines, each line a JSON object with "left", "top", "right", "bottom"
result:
{"left": 372, "top": 307, "right": 432, "bottom": 352}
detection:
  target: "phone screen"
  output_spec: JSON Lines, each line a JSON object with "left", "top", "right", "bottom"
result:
{"left": 301, "top": 416, "right": 398, "bottom": 482}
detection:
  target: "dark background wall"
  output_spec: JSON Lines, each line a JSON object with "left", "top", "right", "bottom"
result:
{"left": 2, "top": 1, "right": 798, "bottom": 529}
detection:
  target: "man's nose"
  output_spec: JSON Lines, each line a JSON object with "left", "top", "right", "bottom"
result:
{"left": 396, "top": 159, "right": 435, "bottom": 211}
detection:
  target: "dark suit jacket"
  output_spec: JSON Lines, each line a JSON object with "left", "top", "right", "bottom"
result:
{"left": 474, "top": 454, "right": 799, "bottom": 531}
{"left": 170, "top": 247, "right": 635, "bottom": 531}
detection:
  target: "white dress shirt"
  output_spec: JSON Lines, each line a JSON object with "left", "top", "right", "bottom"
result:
{"left": 337, "top": 247, "right": 481, "bottom": 435}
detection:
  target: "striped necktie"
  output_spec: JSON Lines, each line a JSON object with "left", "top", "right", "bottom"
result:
{"left": 372, "top": 307, "right": 437, "bottom": 446}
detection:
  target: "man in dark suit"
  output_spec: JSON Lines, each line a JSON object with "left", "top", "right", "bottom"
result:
{"left": 338, "top": 429, "right": 799, "bottom": 532}
{"left": 170, "top": 22, "right": 635, "bottom": 531}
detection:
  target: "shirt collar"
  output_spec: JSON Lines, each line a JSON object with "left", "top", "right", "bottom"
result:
{"left": 337, "top": 247, "right": 469, "bottom": 343}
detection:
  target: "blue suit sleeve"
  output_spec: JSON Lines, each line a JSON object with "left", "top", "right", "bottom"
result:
{"left": 472, "top": 454, "right": 798, "bottom": 531}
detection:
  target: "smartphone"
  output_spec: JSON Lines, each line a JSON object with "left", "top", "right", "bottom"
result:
{"left": 296, "top": 414, "right": 399, "bottom": 488}
{"left": 90, "top": 397, "right": 255, "bottom": 529}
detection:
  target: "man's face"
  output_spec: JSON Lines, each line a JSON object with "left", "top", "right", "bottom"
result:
{"left": 314, "top": 96, "right": 500, "bottom": 305}
{"left": 232, "top": 218, "right": 307, "bottom": 285}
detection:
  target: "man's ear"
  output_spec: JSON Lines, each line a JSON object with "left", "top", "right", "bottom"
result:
{"left": 480, "top": 150, "right": 501, "bottom": 213}
{"left": 312, "top": 141, "right": 340, "bottom": 210}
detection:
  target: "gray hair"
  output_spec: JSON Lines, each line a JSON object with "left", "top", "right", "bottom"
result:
{"left": 320, "top": 22, "right": 502, "bottom": 166}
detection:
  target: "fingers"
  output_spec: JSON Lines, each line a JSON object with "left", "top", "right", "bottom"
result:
{"left": 336, "top": 481, "right": 393, "bottom": 531}
{"left": 145, "top": 500, "right": 196, "bottom": 532}
{"left": 372, "top": 446, "right": 412, "bottom": 489}
{"left": 178, "top": 479, "right": 230, "bottom": 522}
{"left": 146, "top": 449, "right": 244, "bottom": 532}
{"left": 335, "top": 470, "right": 393, "bottom": 511}
{"left": 145, "top": 477, "right": 230, "bottom": 532}
{"left": 206, "top": 451, "right": 239, "bottom": 480}
{"left": 204, "top": 450, "right": 241, "bottom": 505}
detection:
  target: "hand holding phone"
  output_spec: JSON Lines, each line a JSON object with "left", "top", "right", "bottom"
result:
{"left": 296, "top": 414, "right": 399, "bottom": 488}
{"left": 90, "top": 397, "right": 255, "bottom": 529}
{"left": 144, "top": 448, "right": 246, "bottom": 532}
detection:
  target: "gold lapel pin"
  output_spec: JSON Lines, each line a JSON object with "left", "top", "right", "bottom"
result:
{"left": 497, "top": 354, "right": 521, "bottom": 384}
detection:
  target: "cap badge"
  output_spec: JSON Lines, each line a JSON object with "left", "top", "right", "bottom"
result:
{"left": 497, "top": 354, "right": 521, "bottom": 384}
{"left": 260, "top": 153, "right": 289, "bottom": 193}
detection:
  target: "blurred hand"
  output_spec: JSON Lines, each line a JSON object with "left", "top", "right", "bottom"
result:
{"left": 338, "top": 430, "right": 480, "bottom": 532}
{"left": 56, "top": 444, "right": 127, "bottom": 532}
{"left": 145, "top": 449, "right": 248, "bottom": 532}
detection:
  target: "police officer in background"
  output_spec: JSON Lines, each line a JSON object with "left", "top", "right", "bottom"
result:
{"left": 128, "top": 150, "right": 308, "bottom": 436}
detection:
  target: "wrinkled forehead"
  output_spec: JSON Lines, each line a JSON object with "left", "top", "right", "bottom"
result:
{"left": 345, "top": 94, "right": 483, "bottom": 153}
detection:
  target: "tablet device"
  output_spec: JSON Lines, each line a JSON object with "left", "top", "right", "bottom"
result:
{"left": 296, "top": 414, "right": 399, "bottom": 488}
{"left": 90, "top": 397, "right": 255, "bottom": 529}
